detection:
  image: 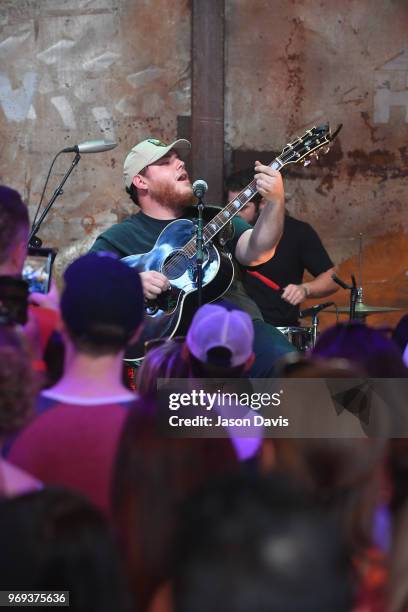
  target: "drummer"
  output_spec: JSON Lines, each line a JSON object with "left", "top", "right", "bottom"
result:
{"left": 226, "top": 169, "right": 339, "bottom": 328}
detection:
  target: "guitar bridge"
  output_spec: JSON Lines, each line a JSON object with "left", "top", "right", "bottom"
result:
{"left": 145, "top": 286, "right": 179, "bottom": 316}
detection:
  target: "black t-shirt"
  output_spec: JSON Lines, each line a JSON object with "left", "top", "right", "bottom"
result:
{"left": 244, "top": 215, "right": 334, "bottom": 326}
{"left": 89, "top": 208, "right": 263, "bottom": 320}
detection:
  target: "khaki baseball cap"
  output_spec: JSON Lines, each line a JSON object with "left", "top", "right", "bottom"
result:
{"left": 123, "top": 138, "right": 191, "bottom": 189}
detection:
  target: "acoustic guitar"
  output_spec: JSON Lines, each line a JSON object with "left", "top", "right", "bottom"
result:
{"left": 123, "top": 123, "right": 342, "bottom": 361}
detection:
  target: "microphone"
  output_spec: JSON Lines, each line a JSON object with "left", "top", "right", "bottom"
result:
{"left": 192, "top": 179, "right": 208, "bottom": 199}
{"left": 299, "top": 301, "right": 334, "bottom": 319}
{"left": 62, "top": 140, "right": 117, "bottom": 154}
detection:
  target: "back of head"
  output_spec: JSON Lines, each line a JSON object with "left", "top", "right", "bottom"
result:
{"left": 0, "top": 487, "right": 127, "bottom": 612}
{"left": 136, "top": 339, "right": 189, "bottom": 397}
{"left": 272, "top": 437, "right": 387, "bottom": 554}
{"left": 186, "top": 302, "right": 254, "bottom": 378}
{"left": 173, "top": 472, "right": 353, "bottom": 612}
{"left": 0, "top": 186, "right": 29, "bottom": 268}
{"left": 111, "top": 397, "right": 237, "bottom": 610}
{"left": 276, "top": 352, "right": 364, "bottom": 378}
{"left": 61, "top": 252, "right": 144, "bottom": 356}
{"left": 0, "top": 326, "right": 37, "bottom": 437}
{"left": 312, "top": 322, "right": 408, "bottom": 377}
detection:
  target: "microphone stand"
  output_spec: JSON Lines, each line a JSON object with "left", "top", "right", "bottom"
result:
{"left": 28, "top": 152, "right": 81, "bottom": 247}
{"left": 299, "top": 302, "right": 334, "bottom": 346}
{"left": 311, "top": 312, "right": 319, "bottom": 347}
{"left": 195, "top": 193, "right": 205, "bottom": 308}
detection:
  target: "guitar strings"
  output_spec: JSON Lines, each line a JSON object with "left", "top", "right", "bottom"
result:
{"left": 161, "top": 172, "right": 266, "bottom": 275}
{"left": 161, "top": 129, "right": 328, "bottom": 277}
{"left": 161, "top": 153, "right": 297, "bottom": 275}
{"left": 161, "top": 153, "right": 287, "bottom": 275}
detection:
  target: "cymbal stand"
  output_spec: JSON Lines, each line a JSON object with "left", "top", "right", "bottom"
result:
{"left": 332, "top": 273, "right": 359, "bottom": 321}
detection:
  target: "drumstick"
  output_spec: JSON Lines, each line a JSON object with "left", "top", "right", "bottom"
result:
{"left": 246, "top": 270, "right": 283, "bottom": 294}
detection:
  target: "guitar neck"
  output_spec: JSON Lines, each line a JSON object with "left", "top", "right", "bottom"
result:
{"left": 181, "top": 122, "right": 338, "bottom": 257}
{"left": 183, "top": 158, "right": 283, "bottom": 257}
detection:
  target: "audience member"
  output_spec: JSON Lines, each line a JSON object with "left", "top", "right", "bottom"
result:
{"left": 7, "top": 252, "right": 144, "bottom": 513}
{"left": 136, "top": 302, "right": 261, "bottom": 463}
{"left": 184, "top": 301, "right": 255, "bottom": 377}
{"left": 387, "top": 439, "right": 408, "bottom": 525}
{"left": 263, "top": 435, "right": 388, "bottom": 611}
{"left": 173, "top": 471, "right": 354, "bottom": 612}
{"left": 389, "top": 499, "right": 408, "bottom": 612}
{"left": 0, "top": 186, "right": 30, "bottom": 282}
{"left": 0, "top": 185, "right": 61, "bottom": 377}
{"left": 0, "top": 326, "right": 41, "bottom": 496}
{"left": 312, "top": 322, "right": 408, "bottom": 377}
{"left": 0, "top": 487, "right": 128, "bottom": 612}
{"left": 111, "top": 397, "right": 238, "bottom": 612}
{"left": 392, "top": 313, "right": 408, "bottom": 366}
{"left": 183, "top": 301, "right": 262, "bottom": 462}
{"left": 136, "top": 338, "right": 189, "bottom": 398}
{"left": 270, "top": 437, "right": 387, "bottom": 550}
{"left": 274, "top": 351, "right": 365, "bottom": 378}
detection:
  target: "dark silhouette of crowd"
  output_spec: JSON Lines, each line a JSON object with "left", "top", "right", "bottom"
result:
{"left": 1, "top": 184, "right": 408, "bottom": 612}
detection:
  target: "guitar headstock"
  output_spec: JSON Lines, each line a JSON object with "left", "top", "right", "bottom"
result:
{"left": 277, "top": 123, "right": 342, "bottom": 168}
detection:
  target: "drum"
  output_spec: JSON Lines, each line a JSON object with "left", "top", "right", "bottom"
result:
{"left": 276, "top": 326, "right": 315, "bottom": 352}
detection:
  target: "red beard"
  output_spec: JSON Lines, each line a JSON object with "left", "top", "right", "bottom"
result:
{"left": 149, "top": 179, "right": 194, "bottom": 216}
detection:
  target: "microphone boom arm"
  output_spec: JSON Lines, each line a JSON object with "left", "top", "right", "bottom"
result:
{"left": 28, "top": 152, "right": 81, "bottom": 247}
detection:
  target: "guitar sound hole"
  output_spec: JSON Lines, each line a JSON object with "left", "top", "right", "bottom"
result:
{"left": 162, "top": 251, "right": 190, "bottom": 280}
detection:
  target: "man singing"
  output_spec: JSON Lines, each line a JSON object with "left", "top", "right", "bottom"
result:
{"left": 90, "top": 138, "right": 295, "bottom": 376}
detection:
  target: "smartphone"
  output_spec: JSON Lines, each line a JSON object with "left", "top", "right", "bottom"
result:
{"left": 22, "top": 247, "right": 56, "bottom": 294}
{"left": 0, "top": 276, "right": 29, "bottom": 325}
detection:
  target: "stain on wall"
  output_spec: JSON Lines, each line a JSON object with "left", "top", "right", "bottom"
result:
{"left": 0, "top": 0, "right": 407, "bottom": 328}
{"left": 0, "top": 0, "right": 190, "bottom": 273}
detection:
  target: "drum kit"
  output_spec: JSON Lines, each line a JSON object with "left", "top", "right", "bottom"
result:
{"left": 138, "top": 292, "right": 402, "bottom": 356}
{"left": 280, "top": 233, "right": 403, "bottom": 352}
{"left": 136, "top": 289, "right": 402, "bottom": 357}
{"left": 284, "top": 291, "right": 401, "bottom": 352}
{"left": 276, "top": 326, "right": 316, "bottom": 352}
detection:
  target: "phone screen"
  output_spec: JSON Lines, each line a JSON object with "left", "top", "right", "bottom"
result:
{"left": 22, "top": 248, "right": 56, "bottom": 294}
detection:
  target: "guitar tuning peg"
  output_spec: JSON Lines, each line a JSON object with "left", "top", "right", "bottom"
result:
{"left": 303, "top": 159, "right": 311, "bottom": 167}
{"left": 313, "top": 153, "right": 319, "bottom": 160}
{"left": 322, "top": 146, "right": 331, "bottom": 155}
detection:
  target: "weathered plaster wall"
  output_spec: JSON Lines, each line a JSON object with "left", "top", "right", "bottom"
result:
{"left": 1, "top": 0, "right": 407, "bottom": 327}
{"left": 225, "top": 0, "right": 408, "bottom": 327}
{"left": 0, "top": 0, "right": 190, "bottom": 274}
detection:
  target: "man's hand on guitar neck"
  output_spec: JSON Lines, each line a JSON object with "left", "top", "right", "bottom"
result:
{"left": 254, "top": 162, "right": 284, "bottom": 207}
{"left": 235, "top": 162, "right": 285, "bottom": 267}
{"left": 140, "top": 271, "right": 171, "bottom": 300}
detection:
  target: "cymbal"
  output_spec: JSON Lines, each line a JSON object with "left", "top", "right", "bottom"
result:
{"left": 326, "top": 303, "right": 401, "bottom": 315}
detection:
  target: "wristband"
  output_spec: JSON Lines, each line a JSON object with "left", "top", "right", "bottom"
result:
{"left": 301, "top": 284, "right": 310, "bottom": 298}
